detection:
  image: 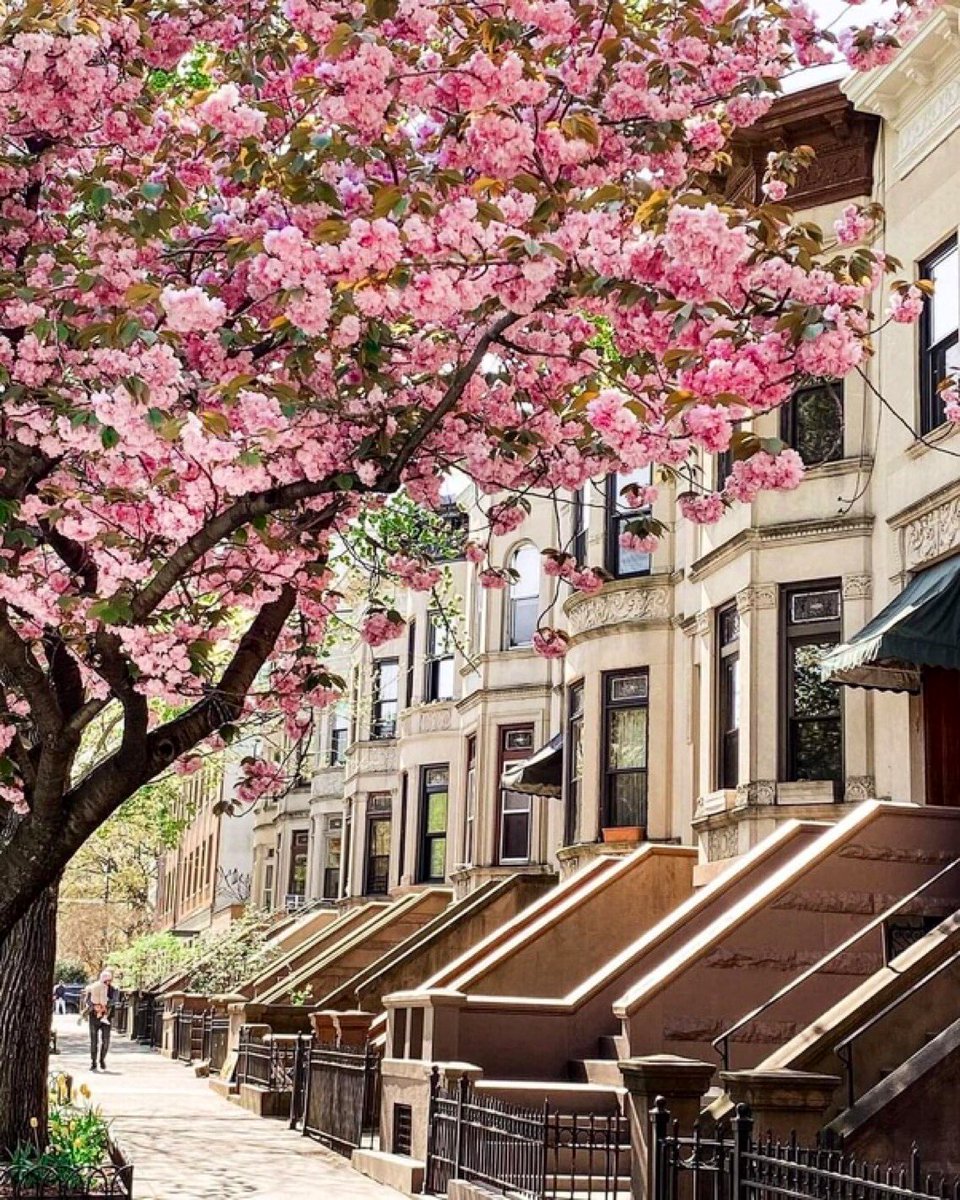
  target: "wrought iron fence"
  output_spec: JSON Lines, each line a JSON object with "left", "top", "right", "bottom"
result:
{"left": 650, "top": 1099, "right": 960, "bottom": 1200}
{"left": 132, "top": 993, "right": 156, "bottom": 1045}
{"left": 173, "top": 1008, "right": 203, "bottom": 1064}
{"left": 424, "top": 1074, "right": 630, "bottom": 1200}
{"left": 151, "top": 1002, "right": 162, "bottom": 1051}
{"left": 236, "top": 1028, "right": 299, "bottom": 1093}
{"left": 112, "top": 994, "right": 129, "bottom": 1037}
{"left": 200, "top": 1011, "right": 231, "bottom": 1072}
{"left": 292, "top": 1039, "right": 381, "bottom": 1157}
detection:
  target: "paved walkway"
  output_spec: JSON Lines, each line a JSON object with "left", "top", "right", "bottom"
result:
{"left": 52, "top": 1015, "right": 406, "bottom": 1200}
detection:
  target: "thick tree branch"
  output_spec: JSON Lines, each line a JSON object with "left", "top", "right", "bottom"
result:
{"left": 0, "top": 609, "right": 61, "bottom": 737}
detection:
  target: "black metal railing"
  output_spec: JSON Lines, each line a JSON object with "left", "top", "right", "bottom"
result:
{"left": 112, "top": 993, "right": 129, "bottom": 1037}
{"left": 151, "top": 1001, "right": 163, "bottom": 1050}
{"left": 292, "top": 1038, "right": 382, "bottom": 1157}
{"left": 236, "top": 1028, "right": 299, "bottom": 1093}
{"left": 650, "top": 1099, "right": 960, "bottom": 1200}
{"left": 174, "top": 1008, "right": 198, "bottom": 1063}
{"left": 200, "top": 1011, "right": 231, "bottom": 1072}
{"left": 132, "top": 992, "right": 156, "bottom": 1044}
{"left": 425, "top": 1074, "right": 630, "bottom": 1200}
{"left": 712, "top": 858, "right": 960, "bottom": 1071}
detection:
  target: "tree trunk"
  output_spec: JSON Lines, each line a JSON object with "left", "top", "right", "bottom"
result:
{"left": 0, "top": 884, "right": 58, "bottom": 1154}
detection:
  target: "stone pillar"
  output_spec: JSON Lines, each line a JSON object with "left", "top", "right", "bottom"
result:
{"left": 332, "top": 1010, "right": 375, "bottom": 1047}
{"left": 620, "top": 1055, "right": 716, "bottom": 1200}
{"left": 720, "top": 1069, "right": 840, "bottom": 1143}
{"left": 309, "top": 1011, "right": 338, "bottom": 1043}
{"left": 841, "top": 574, "right": 874, "bottom": 802}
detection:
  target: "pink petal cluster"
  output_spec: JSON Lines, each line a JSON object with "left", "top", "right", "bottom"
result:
{"left": 888, "top": 286, "right": 925, "bottom": 325}
{"left": 834, "top": 204, "right": 875, "bottom": 246}
{"left": 532, "top": 627, "right": 569, "bottom": 659}
{"left": 386, "top": 555, "right": 442, "bottom": 592}
{"left": 361, "top": 611, "right": 406, "bottom": 646}
{"left": 160, "top": 286, "right": 227, "bottom": 333}
{"left": 196, "top": 83, "right": 267, "bottom": 141}
{"left": 724, "top": 449, "right": 805, "bottom": 504}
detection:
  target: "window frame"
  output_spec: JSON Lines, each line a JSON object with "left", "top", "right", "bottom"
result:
{"left": 364, "top": 794, "right": 392, "bottom": 896}
{"left": 604, "top": 469, "right": 654, "bottom": 580}
{"left": 370, "top": 657, "right": 400, "bottom": 740}
{"left": 505, "top": 543, "right": 540, "bottom": 649}
{"left": 463, "top": 735, "right": 477, "bottom": 867}
{"left": 565, "top": 680, "right": 585, "bottom": 847}
{"left": 404, "top": 619, "right": 417, "bottom": 709}
{"left": 572, "top": 487, "right": 588, "bottom": 565}
{"left": 716, "top": 604, "right": 741, "bottom": 791}
{"left": 919, "top": 237, "right": 959, "bottom": 435}
{"left": 780, "top": 379, "right": 845, "bottom": 466}
{"left": 779, "top": 582, "right": 844, "bottom": 793}
{"left": 418, "top": 764, "right": 449, "bottom": 884}
{"left": 286, "top": 829, "right": 310, "bottom": 900}
{"left": 601, "top": 668, "right": 650, "bottom": 831}
{"left": 424, "top": 613, "right": 455, "bottom": 702}
{"left": 328, "top": 708, "right": 349, "bottom": 767}
{"left": 496, "top": 725, "right": 535, "bottom": 866}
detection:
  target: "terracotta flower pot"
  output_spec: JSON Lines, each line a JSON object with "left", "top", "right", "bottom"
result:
{"left": 601, "top": 825, "right": 645, "bottom": 844}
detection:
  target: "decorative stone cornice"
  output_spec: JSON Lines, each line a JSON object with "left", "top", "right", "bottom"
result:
{"left": 844, "top": 4, "right": 960, "bottom": 177}
{"left": 842, "top": 575, "right": 872, "bottom": 601}
{"left": 689, "top": 517, "right": 874, "bottom": 583}
{"left": 400, "top": 703, "right": 455, "bottom": 735}
{"left": 565, "top": 579, "right": 672, "bottom": 636}
{"left": 726, "top": 82, "right": 878, "bottom": 210}
{"left": 898, "top": 490, "right": 960, "bottom": 571}
{"left": 736, "top": 584, "right": 778, "bottom": 614}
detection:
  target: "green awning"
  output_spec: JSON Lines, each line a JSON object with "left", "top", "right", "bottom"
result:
{"left": 821, "top": 555, "right": 960, "bottom": 693}
{"left": 500, "top": 733, "right": 563, "bottom": 797}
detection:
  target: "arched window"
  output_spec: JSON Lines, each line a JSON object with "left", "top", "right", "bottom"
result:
{"left": 506, "top": 544, "right": 539, "bottom": 648}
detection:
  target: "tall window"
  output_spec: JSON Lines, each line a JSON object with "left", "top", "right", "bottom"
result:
{"left": 920, "top": 237, "right": 959, "bottom": 434}
{"left": 463, "top": 736, "right": 477, "bottom": 867}
{"left": 365, "top": 793, "right": 392, "bottom": 896}
{"left": 602, "top": 669, "right": 649, "bottom": 830}
{"left": 419, "top": 765, "right": 449, "bottom": 884}
{"left": 349, "top": 665, "right": 360, "bottom": 743}
{"left": 605, "top": 467, "right": 653, "bottom": 578}
{"left": 328, "top": 709, "right": 348, "bottom": 766}
{"left": 425, "top": 614, "right": 455, "bottom": 702}
{"left": 287, "top": 830, "right": 309, "bottom": 902}
{"left": 371, "top": 658, "right": 399, "bottom": 739}
{"left": 782, "top": 583, "right": 843, "bottom": 789}
{"left": 565, "top": 683, "right": 584, "bottom": 846}
{"left": 322, "top": 817, "right": 342, "bottom": 899}
{"left": 405, "top": 619, "right": 417, "bottom": 708}
{"left": 572, "top": 486, "right": 588, "bottom": 564}
{"left": 262, "top": 851, "right": 275, "bottom": 910}
{"left": 717, "top": 605, "right": 740, "bottom": 790}
{"left": 498, "top": 727, "right": 535, "bottom": 864}
{"left": 781, "top": 380, "right": 844, "bottom": 465}
{"left": 506, "top": 544, "right": 539, "bottom": 648}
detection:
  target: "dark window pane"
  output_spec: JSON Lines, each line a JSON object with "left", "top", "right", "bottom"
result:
{"left": 607, "top": 772, "right": 647, "bottom": 827}
{"left": 791, "top": 719, "right": 843, "bottom": 782}
{"left": 784, "top": 382, "right": 844, "bottom": 465}
{"left": 501, "top": 809, "right": 531, "bottom": 861}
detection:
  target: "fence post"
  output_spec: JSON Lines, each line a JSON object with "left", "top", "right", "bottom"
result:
{"left": 540, "top": 1099, "right": 550, "bottom": 1200}
{"left": 731, "top": 1102, "right": 754, "bottom": 1200}
{"left": 289, "top": 1034, "right": 305, "bottom": 1130}
{"left": 424, "top": 1065, "right": 441, "bottom": 1189}
{"left": 648, "top": 1096, "right": 670, "bottom": 1200}
{"left": 910, "top": 1143, "right": 921, "bottom": 1194}
{"left": 452, "top": 1073, "right": 469, "bottom": 1181}
{"left": 300, "top": 1034, "right": 314, "bottom": 1139}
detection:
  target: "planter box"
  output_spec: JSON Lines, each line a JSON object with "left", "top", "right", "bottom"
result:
{"left": 601, "top": 826, "right": 646, "bottom": 845}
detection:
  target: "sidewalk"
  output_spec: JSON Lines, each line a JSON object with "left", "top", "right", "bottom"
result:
{"left": 52, "top": 1015, "right": 406, "bottom": 1200}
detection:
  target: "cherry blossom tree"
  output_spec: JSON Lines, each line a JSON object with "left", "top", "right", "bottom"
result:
{"left": 0, "top": 0, "right": 938, "bottom": 1149}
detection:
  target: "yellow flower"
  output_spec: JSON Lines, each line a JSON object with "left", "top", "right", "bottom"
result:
{"left": 79, "top": 1083, "right": 91, "bottom": 1099}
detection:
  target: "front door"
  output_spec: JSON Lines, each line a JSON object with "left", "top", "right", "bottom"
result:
{"left": 923, "top": 666, "right": 960, "bottom": 806}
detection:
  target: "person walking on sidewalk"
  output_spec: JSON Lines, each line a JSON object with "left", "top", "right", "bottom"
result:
{"left": 81, "top": 969, "right": 117, "bottom": 1072}
{"left": 53, "top": 981, "right": 67, "bottom": 1015}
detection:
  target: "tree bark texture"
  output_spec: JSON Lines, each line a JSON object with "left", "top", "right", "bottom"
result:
{"left": 0, "top": 883, "right": 57, "bottom": 1154}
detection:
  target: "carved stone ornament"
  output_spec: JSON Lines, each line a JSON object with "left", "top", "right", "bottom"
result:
{"left": 736, "top": 585, "right": 778, "bottom": 614}
{"left": 356, "top": 745, "right": 398, "bottom": 774}
{"left": 694, "top": 610, "right": 711, "bottom": 638}
{"left": 896, "top": 73, "right": 960, "bottom": 177}
{"left": 568, "top": 585, "right": 671, "bottom": 635}
{"left": 706, "top": 825, "right": 740, "bottom": 863}
{"left": 416, "top": 706, "right": 453, "bottom": 733}
{"left": 736, "top": 780, "right": 778, "bottom": 807}
{"left": 842, "top": 575, "right": 873, "bottom": 601}
{"left": 904, "top": 497, "right": 960, "bottom": 570}
{"left": 844, "top": 775, "right": 876, "bottom": 802}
